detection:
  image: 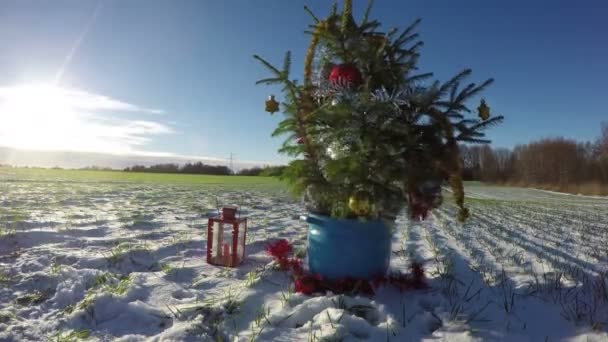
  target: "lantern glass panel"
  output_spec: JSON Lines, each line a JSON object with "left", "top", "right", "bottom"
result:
{"left": 237, "top": 221, "right": 246, "bottom": 260}
{"left": 211, "top": 221, "right": 223, "bottom": 263}
{"left": 210, "top": 221, "right": 235, "bottom": 265}
{"left": 222, "top": 223, "right": 234, "bottom": 264}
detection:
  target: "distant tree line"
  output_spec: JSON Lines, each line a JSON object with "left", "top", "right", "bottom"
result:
{"left": 124, "top": 162, "right": 231, "bottom": 175}
{"left": 80, "top": 166, "right": 114, "bottom": 171}
{"left": 236, "top": 165, "right": 286, "bottom": 176}
{"left": 123, "top": 162, "right": 287, "bottom": 177}
{"left": 461, "top": 122, "right": 608, "bottom": 194}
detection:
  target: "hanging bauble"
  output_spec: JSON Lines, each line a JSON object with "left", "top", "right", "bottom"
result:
{"left": 348, "top": 190, "right": 372, "bottom": 216}
{"left": 477, "top": 99, "right": 490, "bottom": 121}
{"left": 326, "top": 145, "right": 338, "bottom": 159}
{"left": 329, "top": 64, "right": 362, "bottom": 88}
{"left": 326, "top": 141, "right": 347, "bottom": 159}
{"left": 265, "top": 95, "right": 280, "bottom": 113}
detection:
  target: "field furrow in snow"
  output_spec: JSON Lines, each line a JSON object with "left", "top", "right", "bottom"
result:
{"left": 0, "top": 178, "right": 607, "bottom": 341}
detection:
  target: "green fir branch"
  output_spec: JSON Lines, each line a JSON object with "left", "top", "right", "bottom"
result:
{"left": 303, "top": 5, "right": 320, "bottom": 23}
{"left": 394, "top": 18, "right": 422, "bottom": 46}
{"left": 361, "top": 0, "right": 374, "bottom": 26}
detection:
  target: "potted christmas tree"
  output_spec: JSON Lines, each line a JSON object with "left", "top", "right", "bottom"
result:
{"left": 255, "top": 0, "right": 503, "bottom": 280}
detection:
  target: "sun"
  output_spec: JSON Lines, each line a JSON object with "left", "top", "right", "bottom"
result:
{"left": 0, "top": 83, "right": 89, "bottom": 151}
{"left": 0, "top": 82, "right": 171, "bottom": 155}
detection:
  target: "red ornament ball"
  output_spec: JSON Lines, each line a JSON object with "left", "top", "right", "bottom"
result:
{"left": 328, "top": 64, "right": 362, "bottom": 88}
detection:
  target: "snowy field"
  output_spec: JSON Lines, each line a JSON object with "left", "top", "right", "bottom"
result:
{"left": 0, "top": 171, "right": 607, "bottom": 341}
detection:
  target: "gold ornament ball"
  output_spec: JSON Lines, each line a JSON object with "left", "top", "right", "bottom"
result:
{"left": 265, "top": 95, "right": 280, "bottom": 113}
{"left": 348, "top": 191, "right": 372, "bottom": 216}
{"left": 477, "top": 99, "right": 490, "bottom": 121}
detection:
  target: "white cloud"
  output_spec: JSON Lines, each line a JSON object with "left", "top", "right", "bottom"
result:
{"left": 0, "top": 146, "right": 281, "bottom": 170}
{"left": 0, "top": 85, "right": 164, "bottom": 114}
{"left": 0, "top": 83, "right": 172, "bottom": 154}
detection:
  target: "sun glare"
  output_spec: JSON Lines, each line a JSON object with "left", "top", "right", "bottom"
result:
{"left": 0, "top": 83, "right": 172, "bottom": 154}
{"left": 0, "top": 83, "right": 171, "bottom": 155}
{"left": 0, "top": 83, "right": 84, "bottom": 151}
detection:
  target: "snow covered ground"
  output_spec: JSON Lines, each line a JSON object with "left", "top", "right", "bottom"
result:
{"left": 0, "top": 175, "right": 607, "bottom": 341}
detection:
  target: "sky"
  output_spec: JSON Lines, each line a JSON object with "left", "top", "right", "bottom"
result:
{"left": 0, "top": 0, "right": 607, "bottom": 166}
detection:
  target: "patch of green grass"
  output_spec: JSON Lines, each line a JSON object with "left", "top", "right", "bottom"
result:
{"left": 0, "top": 208, "right": 26, "bottom": 236}
{"left": 92, "top": 272, "right": 111, "bottom": 288}
{"left": 194, "top": 286, "right": 242, "bottom": 316}
{"left": 15, "top": 291, "right": 49, "bottom": 306}
{"left": 50, "top": 260, "right": 62, "bottom": 275}
{"left": 71, "top": 274, "right": 132, "bottom": 315}
{"left": 51, "top": 329, "right": 90, "bottom": 342}
{"left": 105, "top": 242, "right": 131, "bottom": 265}
{"left": 63, "top": 304, "right": 76, "bottom": 315}
{"left": 161, "top": 263, "right": 174, "bottom": 275}
{"left": 0, "top": 270, "right": 12, "bottom": 284}
{"left": 106, "top": 276, "right": 132, "bottom": 296}
{"left": 0, "top": 166, "right": 284, "bottom": 187}
{"left": 279, "top": 286, "right": 294, "bottom": 308}
{"left": 161, "top": 261, "right": 186, "bottom": 277}
{"left": 219, "top": 286, "right": 242, "bottom": 315}
{"left": 294, "top": 247, "right": 307, "bottom": 259}
{"left": 245, "top": 269, "right": 261, "bottom": 287}
{"left": 0, "top": 311, "right": 15, "bottom": 323}
{"left": 89, "top": 272, "right": 131, "bottom": 296}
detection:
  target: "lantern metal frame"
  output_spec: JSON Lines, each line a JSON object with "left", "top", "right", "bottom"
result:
{"left": 207, "top": 211, "right": 247, "bottom": 267}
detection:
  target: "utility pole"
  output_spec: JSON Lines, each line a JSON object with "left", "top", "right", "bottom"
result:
{"left": 229, "top": 153, "right": 235, "bottom": 175}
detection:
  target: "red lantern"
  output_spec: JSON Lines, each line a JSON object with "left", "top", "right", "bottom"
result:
{"left": 207, "top": 206, "right": 247, "bottom": 267}
{"left": 329, "top": 64, "right": 362, "bottom": 88}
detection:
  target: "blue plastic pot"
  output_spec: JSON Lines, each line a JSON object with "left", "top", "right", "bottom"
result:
{"left": 302, "top": 214, "right": 392, "bottom": 280}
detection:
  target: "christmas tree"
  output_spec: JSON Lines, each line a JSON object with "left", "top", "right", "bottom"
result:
{"left": 255, "top": 0, "right": 503, "bottom": 222}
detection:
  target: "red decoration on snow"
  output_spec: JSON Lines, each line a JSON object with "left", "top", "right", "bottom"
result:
{"left": 265, "top": 239, "right": 427, "bottom": 296}
{"left": 266, "top": 239, "right": 303, "bottom": 272}
{"left": 329, "top": 64, "right": 362, "bottom": 88}
{"left": 371, "top": 262, "right": 426, "bottom": 291}
{"left": 295, "top": 274, "right": 323, "bottom": 295}
{"left": 207, "top": 206, "right": 247, "bottom": 267}
{"left": 266, "top": 239, "right": 292, "bottom": 260}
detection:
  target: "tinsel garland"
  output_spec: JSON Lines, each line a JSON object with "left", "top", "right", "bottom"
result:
{"left": 266, "top": 239, "right": 428, "bottom": 296}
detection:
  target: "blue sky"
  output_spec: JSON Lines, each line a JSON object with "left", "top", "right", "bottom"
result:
{"left": 0, "top": 0, "right": 607, "bottom": 165}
